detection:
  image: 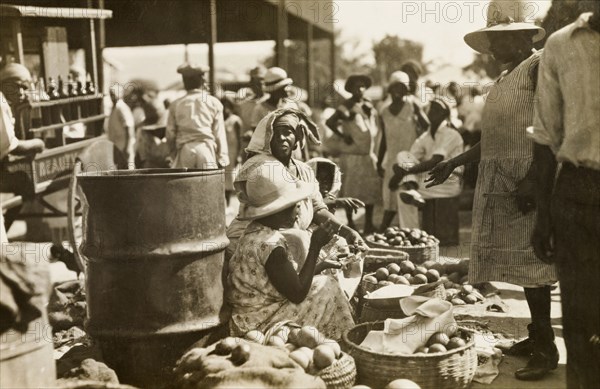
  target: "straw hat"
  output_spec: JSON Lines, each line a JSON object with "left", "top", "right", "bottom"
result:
{"left": 0, "top": 63, "right": 31, "bottom": 82}
{"left": 344, "top": 74, "right": 372, "bottom": 93}
{"left": 464, "top": 0, "right": 545, "bottom": 55}
{"left": 177, "top": 63, "right": 209, "bottom": 76}
{"left": 238, "top": 160, "right": 314, "bottom": 221}
{"left": 264, "top": 67, "right": 293, "bottom": 92}
{"left": 387, "top": 71, "right": 410, "bottom": 89}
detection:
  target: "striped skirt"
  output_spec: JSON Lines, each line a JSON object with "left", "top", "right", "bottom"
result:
{"left": 469, "top": 158, "right": 557, "bottom": 287}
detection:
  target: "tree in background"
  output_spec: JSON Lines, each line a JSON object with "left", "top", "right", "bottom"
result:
{"left": 371, "top": 35, "right": 424, "bottom": 85}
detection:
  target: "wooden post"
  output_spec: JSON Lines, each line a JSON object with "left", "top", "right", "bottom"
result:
{"left": 330, "top": 31, "right": 336, "bottom": 95}
{"left": 208, "top": 0, "right": 217, "bottom": 94}
{"left": 96, "top": 0, "right": 106, "bottom": 90}
{"left": 11, "top": 18, "right": 24, "bottom": 64}
{"left": 275, "top": 0, "right": 288, "bottom": 69}
{"left": 86, "top": 0, "right": 99, "bottom": 89}
{"left": 306, "top": 24, "right": 314, "bottom": 107}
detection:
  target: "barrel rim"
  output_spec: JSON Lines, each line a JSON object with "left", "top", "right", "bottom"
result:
{"left": 76, "top": 168, "right": 224, "bottom": 179}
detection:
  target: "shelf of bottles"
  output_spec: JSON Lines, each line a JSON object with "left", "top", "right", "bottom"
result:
{"left": 19, "top": 73, "right": 106, "bottom": 149}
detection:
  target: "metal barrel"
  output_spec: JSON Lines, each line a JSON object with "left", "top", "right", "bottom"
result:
{"left": 77, "top": 168, "right": 229, "bottom": 387}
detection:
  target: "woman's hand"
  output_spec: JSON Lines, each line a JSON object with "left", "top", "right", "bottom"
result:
{"left": 342, "top": 133, "right": 354, "bottom": 145}
{"left": 515, "top": 176, "right": 536, "bottom": 215}
{"left": 309, "top": 221, "right": 337, "bottom": 252}
{"left": 425, "top": 160, "right": 456, "bottom": 188}
{"left": 315, "top": 259, "right": 343, "bottom": 274}
{"left": 335, "top": 197, "right": 365, "bottom": 213}
{"left": 376, "top": 164, "right": 385, "bottom": 178}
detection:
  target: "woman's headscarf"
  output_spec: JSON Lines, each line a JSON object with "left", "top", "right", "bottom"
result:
{"left": 246, "top": 108, "right": 321, "bottom": 155}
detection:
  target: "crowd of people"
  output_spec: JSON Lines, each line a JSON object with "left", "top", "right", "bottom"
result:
{"left": 1, "top": 0, "right": 598, "bottom": 387}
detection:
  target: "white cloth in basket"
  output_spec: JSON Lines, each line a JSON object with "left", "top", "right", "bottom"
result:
{"left": 360, "top": 296, "right": 456, "bottom": 354}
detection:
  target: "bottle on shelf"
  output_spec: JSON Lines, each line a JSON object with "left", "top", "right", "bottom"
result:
{"left": 38, "top": 78, "right": 52, "bottom": 126}
{"left": 77, "top": 75, "right": 88, "bottom": 118}
{"left": 85, "top": 73, "right": 99, "bottom": 120}
{"left": 47, "top": 77, "right": 60, "bottom": 100}
{"left": 57, "top": 75, "right": 71, "bottom": 121}
{"left": 86, "top": 73, "right": 96, "bottom": 95}
{"left": 68, "top": 74, "right": 82, "bottom": 120}
{"left": 47, "top": 77, "right": 62, "bottom": 124}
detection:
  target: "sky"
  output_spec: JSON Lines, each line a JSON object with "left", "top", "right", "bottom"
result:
{"left": 334, "top": 0, "right": 552, "bottom": 67}
{"left": 104, "top": 0, "right": 553, "bottom": 88}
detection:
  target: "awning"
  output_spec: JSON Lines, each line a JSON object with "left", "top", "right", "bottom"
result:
{"left": 0, "top": 4, "right": 113, "bottom": 19}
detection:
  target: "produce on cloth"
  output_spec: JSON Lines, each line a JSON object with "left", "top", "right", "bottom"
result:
{"left": 173, "top": 337, "right": 325, "bottom": 388}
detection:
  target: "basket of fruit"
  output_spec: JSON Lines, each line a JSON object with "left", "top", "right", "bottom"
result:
{"left": 363, "top": 248, "right": 409, "bottom": 273}
{"left": 250, "top": 323, "right": 357, "bottom": 389}
{"left": 360, "top": 258, "right": 446, "bottom": 295}
{"left": 366, "top": 227, "right": 439, "bottom": 264}
{"left": 342, "top": 322, "right": 478, "bottom": 389}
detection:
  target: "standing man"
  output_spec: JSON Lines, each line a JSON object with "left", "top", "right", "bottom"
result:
{"left": 530, "top": 10, "right": 600, "bottom": 388}
{"left": 1, "top": 63, "right": 45, "bottom": 242}
{"left": 106, "top": 84, "right": 135, "bottom": 167}
{"left": 167, "top": 63, "right": 228, "bottom": 169}
{"left": 237, "top": 66, "right": 266, "bottom": 161}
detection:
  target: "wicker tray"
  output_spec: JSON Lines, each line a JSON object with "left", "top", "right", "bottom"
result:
{"left": 342, "top": 322, "right": 477, "bottom": 389}
{"left": 316, "top": 352, "right": 357, "bottom": 389}
{"left": 363, "top": 248, "right": 409, "bottom": 273}
{"left": 366, "top": 240, "right": 439, "bottom": 264}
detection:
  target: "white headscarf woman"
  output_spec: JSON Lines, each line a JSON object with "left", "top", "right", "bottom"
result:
{"left": 226, "top": 108, "right": 366, "bottom": 259}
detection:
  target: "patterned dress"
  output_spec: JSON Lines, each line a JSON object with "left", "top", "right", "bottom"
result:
{"left": 470, "top": 51, "right": 557, "bottom": 287}
{"left": 227, "top": 222, "right": 355, "bottom": 340}
{"left": 338, "top": 101, "right": 382, "bottom": 205}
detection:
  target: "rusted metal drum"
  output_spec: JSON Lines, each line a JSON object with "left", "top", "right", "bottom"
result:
{"left": 77, "top": 168, "right": 229, "bottom": 387}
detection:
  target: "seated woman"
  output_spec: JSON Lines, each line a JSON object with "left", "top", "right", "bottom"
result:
{"left": 226, "top": 109, "right": 365, "bottom": 260}
{"left": 227, "top": 160, "right": 355, "bottom": 340}
{"left": 388, "top": 98, "right": 464, "bottom": 228}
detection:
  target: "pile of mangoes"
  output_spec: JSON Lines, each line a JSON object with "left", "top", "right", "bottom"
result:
{"left": 414, "top": 328, "right": 470, "bottom": 354}
{"left": 244, "top": 326, "right": 342, "bottom": 372}
{"left": 362, "top": 258, "right": 485, "bottom": 306}
{"left": 366, "top": 227, "right": 439, "bottom": 248}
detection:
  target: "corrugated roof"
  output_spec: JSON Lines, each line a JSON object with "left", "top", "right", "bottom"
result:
{"left": 0, "top": 4, "right": 112, "bottom": 19}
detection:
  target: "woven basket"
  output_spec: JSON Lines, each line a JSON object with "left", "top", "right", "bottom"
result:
{"left": 359, "top": 302, "right": 407, "bottom": 323}
{"left": 364, "top": 248, "right": 409, "bottom": 273}
{"left": 359, "top": 274, "right": 380, "bottom": 296}
{"left": 316, "top": 352, "right": 357, "bottom": 389}
{"left": 343, "top": 322, "right": 477, "bottom": 389}
{"left": 366, "top": 240, "right": 439, "bottom": 264}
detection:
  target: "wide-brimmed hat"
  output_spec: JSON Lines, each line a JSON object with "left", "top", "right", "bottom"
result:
{"left": 177, "top": 63, "right": 209, "bottom": 76}
{"left": 464, "top": 0, "right": 545, "bottom": 55}
{"left": 0, "top": 63, "right": 31, "bottom": 83}
{"left": 238, "top": 160, "right": 315, "bottom": 220}
{"left": 264, "top": 67, "right": 293, "bottom": 92}
{"left": 387, "top": 71, "right": 410, "bottom": 90}
{"left": 344, "top": 74, "right": 372, "bottom": 93}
